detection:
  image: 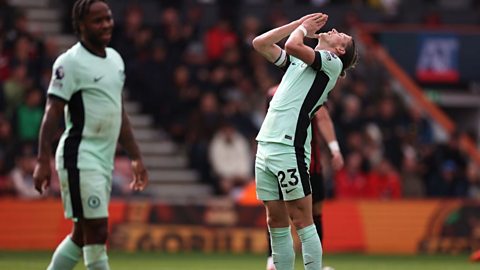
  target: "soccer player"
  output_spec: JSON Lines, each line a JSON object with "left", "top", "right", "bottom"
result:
{"left": 33, "top": 1, "right": 148, "bottom": 269}
{"left": 253, "top": 13, "right": 357, "bottom": 270}
{"left": 265, "top": 87, "right": 344, "bottom": 270}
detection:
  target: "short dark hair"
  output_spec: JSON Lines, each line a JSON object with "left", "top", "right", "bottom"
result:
{"left": 72, "top": 0, "right": 107, "bottom": 35}
{"left": 338, "top": 38, "right": 358, "bottom": 77}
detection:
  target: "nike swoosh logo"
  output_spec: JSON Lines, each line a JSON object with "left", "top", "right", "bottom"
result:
{"left": 285, "top": 188, "right": 296, "bottom": 194}
{"left": 304, "top": 261, "right": 314, "bottom": 265}
{"left": 94, "top": 76, "right": 104, "bottom": 82}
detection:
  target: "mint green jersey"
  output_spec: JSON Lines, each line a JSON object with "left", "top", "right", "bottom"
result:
{"left": 256, "top": 50, "right": 342, "bottom": 153}
{"left": 48, "top": 42, "right": 125, "bottom": 174}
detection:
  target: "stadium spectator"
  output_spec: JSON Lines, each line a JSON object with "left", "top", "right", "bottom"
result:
{"left": 400, "top": 145, "right": 425, "bottom": 198}
{"left": 38, "top": 37, "right": 60, "bottom": 90}
{"left": 3, "top": 63, "right": 29, "bottom": 117}
{"left": 112, "top": 3, "right": 144, "bottom": 61}
{"left": 168, "top": 65, "right": 201, "bottom": 142}
{"left": 422, "top": 132, "right": 469, "bottom": 197}
{"left": 374, "top": 96, "right": 406, "bottom": 170}
{"left": 334, "top": 151, "right": 369, "bottom": 199}
{"left": 12, "top": 88, "right": 43, "bottom": 144}
{"left": 366, "top": 159, "right": 402, "bottom": 199}
{"left": 157, "top": 8, "right": 189, "bottom": 69}
{"left": 11, "top": 143, "right": 44, "bottom": 199}
{"left": 437, "top": 160, "right": 469, "bottom": 198}
{"left": 187, "top": 92, "right": 222, "bottom": 190}
{"left": 204, "top": 18, "right": 238, "bottom": 61}
{"left": 208, "top": 121, "right": 252, "bottom": 197}
{"left": 405, "top": 106, "right": 434, "bottom": 146}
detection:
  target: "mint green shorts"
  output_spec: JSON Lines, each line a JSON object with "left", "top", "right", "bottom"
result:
{"left": 57, "top": 169, "right": 112, "bottom": 220}
{"left": 255, "top": 142, "right": 311, "bottom": 201}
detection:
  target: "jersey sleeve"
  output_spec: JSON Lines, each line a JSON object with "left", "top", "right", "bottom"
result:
{"left": 108, "top": 47, "right": 127, "bottom": 84}
{"left": 311, "top": 50, "right": 343, "bottom": 77}
{"left": 47, "top": 54, "right": 78, "bottom": 101}
{"left": 272, "top": 49, "right": 291, "bottom": 72}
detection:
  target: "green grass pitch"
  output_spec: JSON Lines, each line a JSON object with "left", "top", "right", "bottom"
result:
{"left": 0, "top": 251, "right": 477, "bottom": 270}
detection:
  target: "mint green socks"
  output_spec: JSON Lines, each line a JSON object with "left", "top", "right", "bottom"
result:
{"left": 47, "top": 236, "right": 82, "bottom": 270}
{"left": 297, "top": 224, "right": 322, "bottom": 270}
{"left": 83, "top": 244, "right": 110, "bottom": 270}
{"left": 269, "top": 226, "right": 295, "bottom": 270}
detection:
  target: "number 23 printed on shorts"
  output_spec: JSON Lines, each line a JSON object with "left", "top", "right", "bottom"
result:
{"left": 277, "top": 169, "right": 299, "bottom": 193}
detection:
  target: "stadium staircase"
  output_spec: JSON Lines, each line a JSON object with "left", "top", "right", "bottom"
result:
{"left": 124, "top": 100, "right": 213, "bottom": 202}
{"left": 10, "top": 0, "right": 76, "bottom": 51}
{"left": 12, "top": 0, "right": 214, "bottom": 203}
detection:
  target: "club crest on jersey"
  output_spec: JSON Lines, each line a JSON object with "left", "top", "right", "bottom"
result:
{"left": 88, "top": 195, "right": 101, "bottom": 209}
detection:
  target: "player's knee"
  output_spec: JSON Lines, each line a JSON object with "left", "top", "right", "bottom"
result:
{"left": 266, "top": 216, "right": 281, "bottom": 227}
{"left": 267, "top": 215, "right": 289, "bottom": 228}
{"left": 95, "top": 226, "right": 108, "bottom": 243}
{"left": 290, "top": 212, "right": 313, "bottom": 230}
{"left": 290, "top": 217, "right": 307, "bottom": 229}
{"left": 83, "top": 219, "right": 109, "bottom": 244}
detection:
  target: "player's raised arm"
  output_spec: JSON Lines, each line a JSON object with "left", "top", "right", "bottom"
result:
{"left": 285, "top": 13, "right": 328, "bottom": 65}
{"left": 252, "top": 13, "right": 322, "bottom": 63}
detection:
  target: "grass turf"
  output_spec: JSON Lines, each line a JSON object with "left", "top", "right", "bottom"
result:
{"left": 0, "top": 251, "right": 477, "bottom": 270}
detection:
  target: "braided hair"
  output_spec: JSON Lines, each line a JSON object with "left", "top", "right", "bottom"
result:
{"left": 71, "top": 0, "right": 107, "bottom": 35}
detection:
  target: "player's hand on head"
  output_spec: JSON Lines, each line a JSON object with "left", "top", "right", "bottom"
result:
{"left": 130, "top": 159, "right": 148, "bottom": 191}
{"left": 302, "top": 13, "right": 328, "bottom": 38}
{"left": 331, "top": 151, "right": 344, "bottom": 171}
{"left": 33, "top": 161, "right": 51, "bottom": 194}
{"left": 297, "top": 13, "right": 322, "bottom": 24}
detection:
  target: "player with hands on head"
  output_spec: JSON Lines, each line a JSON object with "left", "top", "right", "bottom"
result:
{"left": 253, "top": 12, "right": 357, "bottom": 270}
{"left": 266, "top": 87, "right": 344, "bottom": 270}
{"left": 33, "top": 0, "right": 148, "bottom": 269}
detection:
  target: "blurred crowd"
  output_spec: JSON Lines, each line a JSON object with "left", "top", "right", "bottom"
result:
{"left": 0, "top": 0, "right": 53, "bottom": 199}
{"left": 0, "top": 0, "right": 479, "bottom": 201}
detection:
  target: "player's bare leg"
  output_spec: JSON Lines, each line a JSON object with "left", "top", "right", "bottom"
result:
{"left": 81, "top": 218, "right": 110, "bottom": 270}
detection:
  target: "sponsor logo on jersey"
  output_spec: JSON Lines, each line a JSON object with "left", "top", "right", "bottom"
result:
{"left": 323, "top": 51, "right": 332, "bottom": 61}
{"left": 55, "top": 66, "right": 64, "bottom": 80}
